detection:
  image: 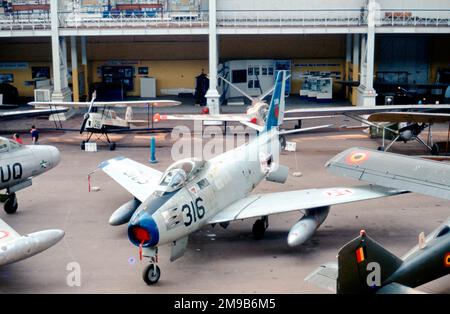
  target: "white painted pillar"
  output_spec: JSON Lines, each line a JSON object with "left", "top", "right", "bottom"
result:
{"left": 365, "top": 4, "right": 376, "bottom": 91}
{"left": 205, "top": 0, "right": 220, "bottom": 115}
{"left": 357, "top": 0, "right": 377, "bottom": 106}
{"left": 50, "top": 0, "right": 61, "bottom": 95}
{"left": 60, "top": 36, "right": 68, "bottom": 89}
{"left": 360, "top": 34, "right": 367, "bottom": 87}
{"left": 70, "top": 36, "right": 79, "bottom": 102}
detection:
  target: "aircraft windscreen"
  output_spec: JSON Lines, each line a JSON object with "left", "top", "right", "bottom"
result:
{"left": 158, "top": 159, "right": 205, "bottom": 192}
{"left": 0, "top": 138, "right": 9, "bottom": 153}
{"left": 159, "top": 168, "right": 187, "bottom": 191}
{"left": 9, "top": 140, "right": 22, "bottom": 150}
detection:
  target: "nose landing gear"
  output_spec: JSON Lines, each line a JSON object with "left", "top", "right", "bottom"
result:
{"left": 141, "top": 247, "right": 160, "bottom": 285}
{"left": 142, "top": 263, "right": 161, "bottom": 285}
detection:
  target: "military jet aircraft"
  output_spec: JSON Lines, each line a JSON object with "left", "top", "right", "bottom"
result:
{"left": 30, "top": 93, "right": 181, "bottom": 150}
{"left": 0, "top": 136, "right": 60, "bottom": 213}
{"left": 0, "top": 136, "right": 64, "bottom": 266}
{"left": 305, "top": 147, "right": 450, "bottom": 293}
{"left": 97, "top": 71, "right": 402, "bottom": 285}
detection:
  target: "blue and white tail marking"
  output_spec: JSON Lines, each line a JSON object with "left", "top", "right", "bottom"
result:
{"left": 264, "top": 70, "right": 286, "bottom": 132}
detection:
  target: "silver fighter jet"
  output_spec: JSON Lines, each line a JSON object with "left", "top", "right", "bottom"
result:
{"left": 0, "top": 137, "right": 64, "bottom": 266}
{"left": 99, "top": 71, "right": 402, "bottom": 285}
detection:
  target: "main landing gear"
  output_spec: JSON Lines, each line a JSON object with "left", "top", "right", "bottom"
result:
{"left": 252, "top": 216, "right": 269, "bottom": 240}
{"left": 3, "top": 193, "right": 18, "bottom": 214}
{"left": 142, "top": 247, "right": 160, "bottom": 285}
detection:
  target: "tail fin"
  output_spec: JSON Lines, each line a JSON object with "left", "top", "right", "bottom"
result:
{"left": 264, "top": 70, "right": 286, "bottom": 132}
{"left": 337, "top": 231, "right": 403, "bottom": 294}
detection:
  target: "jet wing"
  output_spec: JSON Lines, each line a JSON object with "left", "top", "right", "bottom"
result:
{"left": 0, "top": 219, "right": 64, "bottom": 266}
{"left": 208, "top": 185, "right": 403, "bottom": 224}
{"left": 30, "top": 100, "right": 181, "bottom": 108}
{"left": 97, "top": 156, "right": 163, "bottom": 202}
{"left": 285, "top": 104, "right": 450, "bottom": 116}
{"left": 368, "top": 112, "right": 450, "bottom": 123}
{"left": 0, "top": 107, "right": 68, "bottom": 120}
{"left": 325, "top": 147, "right": 450, "bottom": 201}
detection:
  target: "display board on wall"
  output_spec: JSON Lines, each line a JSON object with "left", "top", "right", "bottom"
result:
{"left": 0, "top": 73, "right": 13, "bottom": 83}
{"left": 31, "top": 66, "right": 50, "bottom": 79}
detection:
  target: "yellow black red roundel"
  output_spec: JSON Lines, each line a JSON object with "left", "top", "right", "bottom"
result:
{"left": 445, "top": 253, "right": 450, "bottom": 267}
{"left": 346, "top": 151, "right": 369, "bottom": 164}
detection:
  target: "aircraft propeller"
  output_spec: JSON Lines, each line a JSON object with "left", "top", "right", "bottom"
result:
{"left": 80, "top": 91, "right": 97, "bottom": 134}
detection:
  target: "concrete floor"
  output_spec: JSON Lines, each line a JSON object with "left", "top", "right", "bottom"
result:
{"left": 0, "top": 115, "right": 449, "bottom": 294}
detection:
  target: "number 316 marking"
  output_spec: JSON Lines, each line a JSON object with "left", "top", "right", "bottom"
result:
{"left": 182, "top": 197, "right": 205, "bottom": 226}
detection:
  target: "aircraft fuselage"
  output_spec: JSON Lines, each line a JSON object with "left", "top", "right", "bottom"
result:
{"left": 128, "top": 129, "right": 280, "bottom": 247}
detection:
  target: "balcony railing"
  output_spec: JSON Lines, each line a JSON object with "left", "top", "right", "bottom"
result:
{"left": 0, "top": 13, "right": 50, "bottom": 31}
{"left": 0, "top": 9, "right": 450, "bottom": 33}
{"left": 378, "top": 10, "right": 450, "bottom": 27}
{"left": 58, "top": 10, "right": 209, "bottom": 29}
{"left": 216, "top": 10, "right": 367, "bottom": 28}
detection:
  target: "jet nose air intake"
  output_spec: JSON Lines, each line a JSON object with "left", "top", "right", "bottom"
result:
{"left": 128, "top": 212, "right": 159, "bottom": 248}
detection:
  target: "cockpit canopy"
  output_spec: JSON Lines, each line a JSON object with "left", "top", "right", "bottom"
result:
{"left": 0, "top": 137, "right": 22, "bottom": 154}
{"left": 158, "top": 158, "right": 205, "bottom": 193}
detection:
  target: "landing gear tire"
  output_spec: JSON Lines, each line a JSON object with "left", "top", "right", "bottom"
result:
{"left": 252, "top": 219, "right": 267, "bottom": 240}
{"left": 80, "top": 141, "right": 86, "bottom": 150}
{"left": 279, "top": 135, "right": 287, "bottom": 150}
{"left": 377, "top": 146, "right": 385, "bottom": 151}
{"left": 142, "top": 264, "right": 160, "bottom": 285}
{"left": 4, "top": 194, "right": 18, "bottom": 214}
{"left": 431, "top": 143, "right": 440, "bottom": 156}
{"left": 109, "top": 142, "right": 116, "bottom": 151}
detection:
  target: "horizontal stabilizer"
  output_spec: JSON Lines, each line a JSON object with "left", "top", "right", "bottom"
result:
{"left": 304, "top": 263, "right": 338, "bottom": 293}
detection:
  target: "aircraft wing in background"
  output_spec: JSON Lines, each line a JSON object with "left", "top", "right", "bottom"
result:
{"left": 0, "top": 106, "right": 68, "bottom": 121}
{"left": 30, "top": 100, "right": 181, "bottom": 108}
{"left": 325, "top": 147, "right": 450, "bottom": 201}
{"left": 368, "top": 112, "right": 450, "bottom": 123}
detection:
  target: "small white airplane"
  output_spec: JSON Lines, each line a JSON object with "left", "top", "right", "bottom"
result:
{"left": 98, "top": 71, "right": 402, "bottom": 285}
{"left": 0, "top": 136, "right": 64, "bottom": 266}
{"left": 31, "top": 93, "right": 181, "bottom": 150}
{"left": 153, "top": 74, "right": 333, "bottom": 131}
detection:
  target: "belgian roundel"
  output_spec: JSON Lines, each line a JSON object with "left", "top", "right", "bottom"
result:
{"left": 346, "top": 151, "right": 369, "bottom": 164}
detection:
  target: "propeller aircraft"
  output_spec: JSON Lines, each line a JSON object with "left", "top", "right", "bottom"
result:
{"left": 30, "top": 92, "right": 181, "bottom": 150}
